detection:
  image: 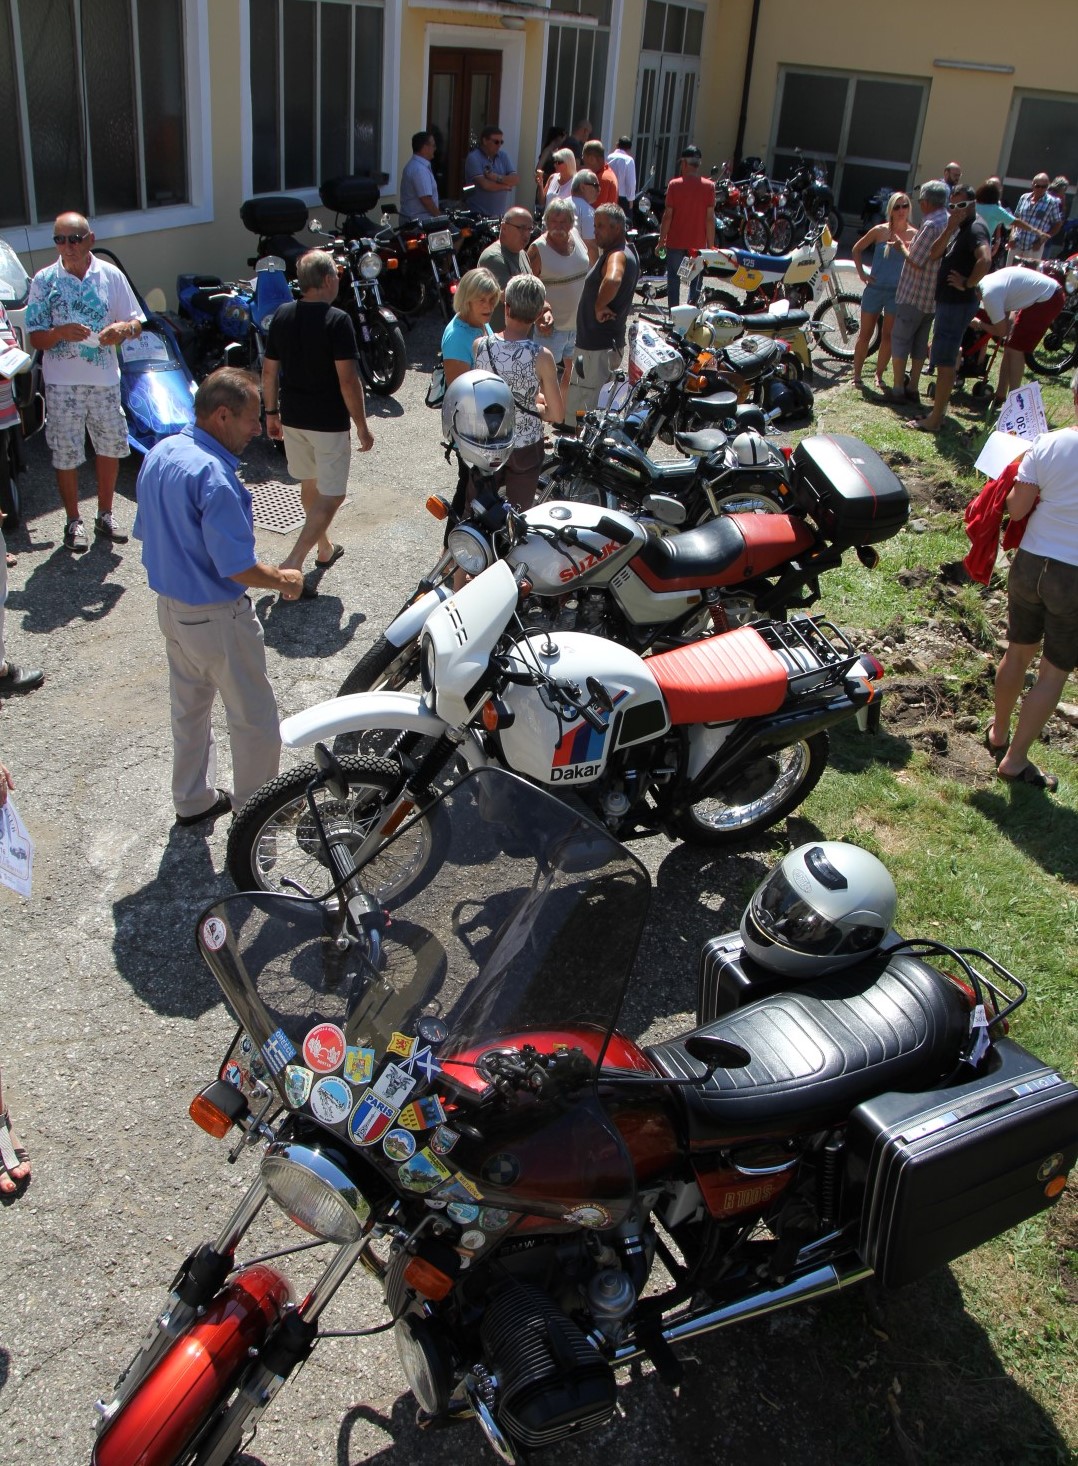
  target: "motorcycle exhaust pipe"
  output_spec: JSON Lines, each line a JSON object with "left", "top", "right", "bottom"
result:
{"left": 611, "top": 1259, "right": 872, "bottom": 1368}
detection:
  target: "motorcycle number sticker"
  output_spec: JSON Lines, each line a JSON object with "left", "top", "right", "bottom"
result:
{"left": 262, "top": 1027, "right": 298, "bottom": 1076}
{"left": 344, "top": 1045, "right": 376, "bottom": 1086}
{"left": 201, "top": 916, "right": 227, "bottom": 951}
{"left": 372, "top": 1061, "right": 416, "bottom": 1107}
{"left": 383, "top": 1128, "right": 416, "bottom": 1162}
{"left": 283, "top": 1064, "right": 314, "bottom": 1108}
{"left": 562, "top": 1204, "right": 613, "bottom": 1229}
{"left": 348, "top": 1090, "right": 397, "bottom": 1146}
{"left": 303, "top": 1023, "right": 346, "bottom": 1074}
{"left": 309, "top": 1076, "right": 353, "bottom": 1126}
{"left": 398, "top": 1148, "right": 452, "bottom": 1193}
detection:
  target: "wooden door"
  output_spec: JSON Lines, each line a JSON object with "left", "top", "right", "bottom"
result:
{"left": 427, "top": 49, "right": 503, "bottom": 203}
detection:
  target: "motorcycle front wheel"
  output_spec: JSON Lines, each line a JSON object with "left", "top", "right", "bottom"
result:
{"left": 812, "top": 293, "right": 871, "bottom": 360}
{"left": 668, "top": 732, "right": 828, "bottom": 846}
{"left": 359, "top": 316, "right": 408, "bottom": 395}
{"left": 226, "top": 754, "right": 448, "bottom": 898}
{"left": 768, "top": 215, "right": 795, "bottom": 256}
{"left": 742, "top": 215, "right": 770, "bottom": 253}
{"left": 1025, "top": 313, "right": 1078, "bottom": 376}
{"left": 333, "top": 633, "right": 424, "bottom": 759}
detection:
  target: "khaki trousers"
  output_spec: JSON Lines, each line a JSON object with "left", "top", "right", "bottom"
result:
{"left": 157, "top": 594, "right": 281, "bottom": 817}
{"left": 565, "top": 346, "right": 621, "bottom": 419}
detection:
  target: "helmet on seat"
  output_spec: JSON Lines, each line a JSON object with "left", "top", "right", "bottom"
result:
{"left": 732, "top": 429, "right": 769, "bottom": 466}
{"left": 740, "top": 842, "right": 897, "bottom": 978}
{"left": 686, "top": 308, "right": 743, "bottom": 350}
{"left": 442, "top": 370, "right": 516, "bottom": 474}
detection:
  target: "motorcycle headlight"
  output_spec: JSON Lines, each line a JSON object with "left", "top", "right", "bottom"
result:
{"left": 447, "top": 524, "right": 494, "bottom": 576}
{"left": 420, "top": 630, "right": 436, "bottom": 693}
{"left": 358, "top": 250, "right": 382, "bottom": 280}
{"left": 638, "top": 193, "right": 650, "bottom": 215}
{"left": 260, "top": 1141, "right": 370, "bottom": 1244}
{"left": 259, "top": 311, "right": 277, "bottom": 333}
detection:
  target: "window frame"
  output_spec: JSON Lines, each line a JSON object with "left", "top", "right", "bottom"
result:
{"left": 0, "top": 0, "right": 211, "bottom": 252}
{"left": 999, "top": 88, "right": 1078, "bottom": 219}
{"left": 535, "top": 0, "right": 622, "bottom": 166}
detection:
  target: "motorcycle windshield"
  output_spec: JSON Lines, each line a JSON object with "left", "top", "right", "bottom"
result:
{"left": 0, "top": 239, "right": 30, "bottom": 309}
{"left": 197, "top": 769, "right": 651, "bottom": 1223}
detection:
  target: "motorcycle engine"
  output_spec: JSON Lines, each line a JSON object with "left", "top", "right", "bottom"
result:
{"left": 479, "top": 1281, "right": 617, "bottom": 1448}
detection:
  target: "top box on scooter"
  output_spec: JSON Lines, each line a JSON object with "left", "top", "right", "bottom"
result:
{"left": 319, "top": 176, "right": 381, "bottom": 217}
{"left": 791, "top": 435, "right": 910, "bottom": 550}
{"left": 240, "top": 196, "right": 309, "bottom": 238}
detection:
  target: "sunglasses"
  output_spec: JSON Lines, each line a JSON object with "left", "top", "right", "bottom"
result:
{"left": 893, "top": 202, "right": 910, "bottom": 208}
{"left": 54, "top": 232, "right": 88, "bottom": 245}
{"left": 947, "top": 201, "right": 972, "bottom": 211}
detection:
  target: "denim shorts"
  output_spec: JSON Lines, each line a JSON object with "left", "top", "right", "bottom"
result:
{"left": 546, "top": 327, "right": 576, "bottom": 365}
{"left": 1007, "top": 547, "right": 1078, "bottom": 672}
{"left": 861, "top": 281, "right": 898, "bottom": 317}
{"left": 929, "top": 300, "right": 979, "bottom": 369}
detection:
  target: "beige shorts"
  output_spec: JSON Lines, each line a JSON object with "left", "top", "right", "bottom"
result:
{"left": 281, "top": 426, "right": 351, "bottom": 497}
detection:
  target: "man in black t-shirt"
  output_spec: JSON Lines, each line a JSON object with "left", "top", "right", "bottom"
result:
{"left": 262, "top": 250, "right": 373, "bottom": 585}
{"left": 914, "top": 186, "right": 992, "bottom": 434}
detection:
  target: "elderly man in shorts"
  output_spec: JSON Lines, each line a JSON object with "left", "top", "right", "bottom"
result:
{"left": 25, "top": 212, "right": 143, "bottom": 552}
{"left": 887, "top": 180, "right": 949, "bottom": 407}
{"left": 262, "top": 250, "right": 373, "bottom": 591}
{"left": 985, "top": 371, "right": 1078, "bottom": 793}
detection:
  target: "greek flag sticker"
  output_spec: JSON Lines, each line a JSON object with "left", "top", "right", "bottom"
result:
{"left": 262, "top": 1027, "right": 298, "bottom": 1076}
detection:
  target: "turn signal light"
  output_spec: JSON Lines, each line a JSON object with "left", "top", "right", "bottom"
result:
{"left": 1044, "top": 1174, "right": 1068, "bottom": 1199}
{"left": 426, "top": 495, "right": 450, "bottom": 520}
{"left": 190, "top": 1094, "right": 236, "bottom": 1139}
{"left": 482, "top": 702, "right": 500, "bottom": 731}
{"left": 403, "top": 1256, "right": 455, "bottom": 1301}
{"left": 781, "top": 445, "right": 793, "bottom": 461}
{"left": 385, "top": 258, "right": 399, "bottom": 270}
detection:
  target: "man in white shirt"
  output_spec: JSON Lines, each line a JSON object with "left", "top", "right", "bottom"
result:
{"left": 978, "top": 265, "right": 1065, "bottom": 407}
{"left": 608, "top": 137, "right": 637, "bottom": 212}
{"left": 400, "top": 132, "right": 439, "bottom": 221}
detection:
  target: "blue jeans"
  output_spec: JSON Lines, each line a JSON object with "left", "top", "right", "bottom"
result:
{"left": 665, "top": 248, "right": 702, "bottom": 308}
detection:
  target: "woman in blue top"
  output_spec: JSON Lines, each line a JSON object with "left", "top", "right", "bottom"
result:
{"left": 441, "top": 268, "right": 500, "bottom": 387}
{"left": 850, "top": 192, "right": 917, "bottom": 389}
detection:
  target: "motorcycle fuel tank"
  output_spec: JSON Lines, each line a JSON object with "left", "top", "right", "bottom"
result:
{"left": 506, "top": 502, "right": 646, "bottom": 595}
{"left": 497, "top": 631, "right": 668, "bottom": 786}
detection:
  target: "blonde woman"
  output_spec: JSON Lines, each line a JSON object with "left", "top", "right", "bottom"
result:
{"left": 441, "top": 268, "right": 500, "bottom": 387}
{"left": 544, "top": 149, "right": 577, "bottom": 204}
{"left": 850, "top": 192, "right": 917, "bottom": 389}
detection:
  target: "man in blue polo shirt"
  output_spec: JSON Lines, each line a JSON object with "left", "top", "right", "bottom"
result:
{"left": 133, "top": 368, "right": 303, "bottom": 827}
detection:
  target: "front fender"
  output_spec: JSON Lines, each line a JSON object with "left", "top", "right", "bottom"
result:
{"left": 281, "top": 692, "right": 446, "bottom": 748}
{"left": 385, "top": 584, "right": 454, "bottom": 647}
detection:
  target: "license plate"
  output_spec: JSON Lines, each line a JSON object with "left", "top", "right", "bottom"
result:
{"left": 427, "top": 230, "right": 453, "bottom": 253}
{"left": 677, "top": 255, "right": 696, "bottom": 281}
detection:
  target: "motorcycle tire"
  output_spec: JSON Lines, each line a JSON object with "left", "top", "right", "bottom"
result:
{"left": 668, "top": 731, "right": 829, "bottom": 846}
{"left": 768, "top": 215, "right": 795, "bottom": 256}
{"left": 710, "top": 487, "right": 786, "bottom": 515}
{"left": 812, "top": 293, "right": 872, "bottom": 361}
{"left": 827, "top": 210, "right": 843, "bottom": 242}
{"left": 226, "top": 754, "right": 449, "bottom": 900}
{"left": 743, "top": 216, "right": 770, "bottom": 253}
{"left": 700, "top": 286, "right": 748, "bottom": 315}
{"left": 359, "top": 316, "right": 408, "bottom": 396}
{"left": 1025, "top": 315, "right": 1078, "bottom": 376}
{"left": 382, "top": 271, "right": 429, "bottom": 318}
{"left": 0, "top": 470, "right": 21, "bottom": 531}
{"left": 333, "top": 633, "right": 424, "bottom": 759}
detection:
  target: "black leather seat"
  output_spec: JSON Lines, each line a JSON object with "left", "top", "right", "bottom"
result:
{"left": 738, "top": 309, "right": 810, "bottom": 331}
{"left": 675, "top": 428, "right": 729, "bottom": 456}
{"left": 636, "top": 514, "right": 747, "bottom": 583}
{"left": 722, "top": 336, "right": 781, "bottom": 379}
{"left": 645, "top": 954, "right": 970, "bottom": 1142}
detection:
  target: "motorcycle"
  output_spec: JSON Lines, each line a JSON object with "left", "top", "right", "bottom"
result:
{"left": 378, "top": 208, "right": 461, "bottom": 322}
{"left": 176, "top": 258, "right": 295, "bottom": 379}
{"left": 239, "top": 194, "right": 310, "bottom": 279}
{"left": 0, "top": 237, "right": 41, "bottom": 529}
{"left": 772, "top": 149, "right": 842, "bottom": 252}
{"left": 1024, "top": 254, "right": 1078, "bottom": 376}
{"left": 450, "top": 191, "right": 502, "bottom": 276}
{"left": 92, "top": 763, "right": 1078, "bottom": 1465}
{"left": 308, "top": 220, "right": 408, "bottom": 396}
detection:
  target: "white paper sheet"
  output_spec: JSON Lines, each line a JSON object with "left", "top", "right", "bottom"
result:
{"left": 0, "top": 797, "right": 33, "bottom": 898}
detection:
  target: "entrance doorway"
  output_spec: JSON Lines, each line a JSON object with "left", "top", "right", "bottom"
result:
{"left": 427, "top": 49, "right": 503, "bottom": 202}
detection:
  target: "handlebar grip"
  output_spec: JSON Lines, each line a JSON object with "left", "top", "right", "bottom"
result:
{"left": 595, "top": 515, "right": 637, "bottom": 545}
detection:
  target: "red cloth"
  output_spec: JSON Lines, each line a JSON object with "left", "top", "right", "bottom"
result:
{"left": 663, "top": 174, "right": 716, "bottom": 249}
{"left": 962, "top": 459, "right": 1030, "bottom": 583}
{"left": 597, "top": 165, "right": 619, "bottom": 207}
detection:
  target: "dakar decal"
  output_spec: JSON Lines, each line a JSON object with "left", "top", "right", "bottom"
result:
{"left": 549, "top": 688, "right": 629, "bottom": 778}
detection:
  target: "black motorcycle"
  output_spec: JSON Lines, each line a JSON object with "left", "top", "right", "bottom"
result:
{"left": 308, "top": 221, "right": 407, "bottom": 397}
{"left": 774, "top": 149, "right": 842, "bottom": 251}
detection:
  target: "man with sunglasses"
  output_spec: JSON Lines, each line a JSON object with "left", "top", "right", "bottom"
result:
{"left": 25, "top": 213, "right": 143, "bottom": 552}
{"left": 464, "top": 126, "right": 519, "bottom": 219}
{"left": 912, "top": 185, "right": 991, "bottom": 434}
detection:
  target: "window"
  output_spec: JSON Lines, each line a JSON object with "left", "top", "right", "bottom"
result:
{"left": 632, "top": 1, "right": 703, "bottom": 191}
{"left": 249, "top": 0, "right": 384, "bottom": 194}
{"left": 542, "top": 0, "right": 611, "bottom": 143}
{"left": 0, "top": 0, "right": 188, "bottom": 229}
{"left": 1000, "top": 91, "right": 1078, "bottom": 217}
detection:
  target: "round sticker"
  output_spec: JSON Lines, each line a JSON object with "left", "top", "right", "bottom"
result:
{"left": 303, "top": 1023, "right": 346, "bottom": 1074}
{"left": 417, "top": 1016, "right": 450, "bottom": 1047}
{"left": 201, "top": 916, "right": 227, "bottom": 951}
{"left": 478, "top": 1207, "right": 512, "bottom": 1232}
{"left": 383, "top": 1128, "right": 416, "bottom": 1162}
{"left": 425, "top": 1198, "right": 448, "bottom": 1210}
{"left": 446, "top": 1203, "right": 480, "bottom": 1225}
{"left": 481, "top": 1152, "right": 520, "bottom": 1185}
{"left": 459, "top": 1228, "right": 486, "bottom": 1251}
{"left": 309, "top": 1076, "right": 352, "bottom": 1125}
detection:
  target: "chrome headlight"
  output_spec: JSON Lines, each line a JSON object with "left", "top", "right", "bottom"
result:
{"left": 259, "top": 310, "right": 277, "bottom": 333}
{"left": 358, "top": 250, "right": 382, "bottom": 280}
{"left": 650, "top": 353, "right": 686, "bottom": 383}
{"left": 447, "top": 524, "right": 494, "bottom": 576}
{"left": 638, "top": 193, "right": 650, "bottom": 215}
{"left": 260, "top": 1141, "right": 370, "bottom": 1243}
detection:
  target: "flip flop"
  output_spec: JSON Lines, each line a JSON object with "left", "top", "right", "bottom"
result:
{"left": 984, "top": 721, "right": 1009, "bottom": 762}
{"left": 0, "top": 1107, "right": 31, "bottom": 1204}
{"left": 997, "top": 763, "right": 1059, "bottom": 792}
{"left": 315, "top": 544, "right": 345, "bottom": 570}
{"left": 5, "top": 552, "right": 16, "bottom": 568}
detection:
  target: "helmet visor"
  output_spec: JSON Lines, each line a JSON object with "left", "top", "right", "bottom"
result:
{"left": 751, "top": 868, "right": 882, "bottom": 957}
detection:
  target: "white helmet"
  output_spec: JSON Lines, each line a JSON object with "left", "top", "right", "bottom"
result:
{"left": 740, "top": 842, "right": 897, "bottom": 978}
{"left": 732, "top": 430, "right": 769, "bottom": 466}
{"left": 686, "top": 309, "right": 743, "bottom": 350}
{"left": 442, "top": 370, "right": 516, "bottom": 474}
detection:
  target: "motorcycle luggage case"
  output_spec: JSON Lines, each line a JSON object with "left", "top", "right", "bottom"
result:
{"left": 846, "top": 1037, "right": 1078, "bottom": 1289}
{"left": 320, "top": 175, "right": 381, "bottom": 216}
{"left": 791, "top": 434, "right": 909, "bottom": 549}
{"left": 239, "top": 195, "right": 308, "bottom": 238}
{"left": 697, "top": 931, "right": 791, "bottom": 1022}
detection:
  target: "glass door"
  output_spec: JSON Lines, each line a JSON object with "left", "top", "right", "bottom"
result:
{"left": 428, "top": 49, "right": 502, "bottom": 202}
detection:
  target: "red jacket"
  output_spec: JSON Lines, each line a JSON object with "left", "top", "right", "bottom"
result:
{"left": 962, "top": 459, "right": 1030, "bottom": 583}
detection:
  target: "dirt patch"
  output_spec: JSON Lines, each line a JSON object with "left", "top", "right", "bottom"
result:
{"left": 880, "top": 453, "right": 970, "bottom": 516}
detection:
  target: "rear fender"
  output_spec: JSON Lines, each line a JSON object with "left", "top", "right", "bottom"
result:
{"left": 281, "top": 691, "right": 444, "bottom": 748}
{"left": 92, "top": 1264, "right": 292, "bottom": 1466}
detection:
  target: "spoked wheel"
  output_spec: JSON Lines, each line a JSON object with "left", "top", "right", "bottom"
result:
{"left": 700, "top": 286, "right": 747, "bottom": 315}
{"left": 742, "top": 216, "right": 770, "bottom": 253}
{"left": 359, "top": 316, "right": 408, "bottom": 395}
{"left": 668, "top": 733, "right": 829, "bottom": 846}
{"left": 768, "top": 215, "right": 795, "bottom": 255}
{"left": 812, "top": 293, "right": 869, "bottom": 360}
{"left": 710, "top": 482, "right": 788, "bottom": 515}
{"left": 226, "top": 755, "right": 448, "bottom": 898}
{"left": 1026, "top": 314, "right": 1078, "bottom": 376}
{"left": 332, "top": 633, "right": 427, "bottom": 760}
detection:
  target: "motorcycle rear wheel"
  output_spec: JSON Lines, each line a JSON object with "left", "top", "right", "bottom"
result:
{"left": 333, "top": 634, "right": 424, "bottom": 759}
{"left": 812, "top": 293, "right": 871, "bottom": 360}
{"left": 226, "top": 754, "right": 448, "bottom": 899}
{"left": 1025, "top": 314, "right": 1078, "bottom": 376}
{"left": 668, "top": 732, "right": 828, "bottom": 846}
{"left": 743, "top": 216, "right": 770, "bottom": 253}
{"left": 359, "top": 317, "right": 408, "bottom": 395}
{"left": 768, "top": 215, "right": 795, "bottom": 255}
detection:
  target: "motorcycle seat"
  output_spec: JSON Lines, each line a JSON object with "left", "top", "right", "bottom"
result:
{"left": 675, "top": 429, "right": 729, "bottom": 456}
{"left": 634, "top": 511, "right": 812, "bottom": 599}
{"left": 645, "top": 953, "right": 970, "bottom": 1141}
{"left": 646, "top": 623, "right": 789, "bottom": 722}
{"left": 722, "top": 336, "right": 782, "bottom": 379}
{"left": 741, "top": 309, "right": 810, "bottom": 331}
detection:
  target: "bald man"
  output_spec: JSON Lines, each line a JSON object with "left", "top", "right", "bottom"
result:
{"left": 479, "top": 208, "right": 538, "bottom": 331}
{"left": 26, "top": 212, "right": 143, "bottom": 551}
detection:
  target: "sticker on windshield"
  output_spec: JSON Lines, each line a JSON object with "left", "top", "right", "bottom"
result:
{"left": 201, "top": 916, "right": 227, "bottom": 951}
{"left": 262, "top": 1027, "right": 298, "bottom": 1075}
{"left": 447, "top": 1202, "right": 480, "bottom": 1225}
{"left": 405, "top": 1046, "right": 442, "bottom": 1083}
{"left": 459, "top": 1229, "right": 486, "bottom": 1252}
{"left": 221, "top": 1060, "right": 246, "bottom": 1091}
{"left": 398, "top": 1148, "right": 452, "bottom": 1193}
{"left": 283, "top": 1064, "right": 314, "bottom": 1108}
{"left": 309, "top": 1076, "right": 353, "bottom": 1126}
{"left": 387, "top": 1031, "right": 417, "bottom": 1060}
{"left": 429, "top": 1124, "right": 459, "bottom": 1157}
{"left": 348, "top": 1089, "right": 397, "bottom": 1146}
{"left": 344, "top": 1045, "right": 376, "bottom": 1086}
{"left": 398, "top": 1094, "right": 447, "bottom": 1131}
{"left": 372, "top": 1061, "right": 416, "bottom": 1107}
{"left": 562, "top": 1203, "right": 613, "bottom": 1229}
{"left": 478, "top": 1207, "right": 513, "bottom": 1232}
{"left": 433, "top": 1173, "right": 484, "bottom": 1204}
{"left": 383, "top": 1128, "right": 416, "bottom": 1161}
{"left": 303, "top": 1023, "right": 346, "bottom": 1074}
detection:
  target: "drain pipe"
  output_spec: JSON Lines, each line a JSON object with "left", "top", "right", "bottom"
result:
{"left": 733, "top": 0, "right": 762, "bottom": 166}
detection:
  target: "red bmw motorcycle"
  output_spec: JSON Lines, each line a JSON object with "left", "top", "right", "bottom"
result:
{"left": 92, "top": 766, "right": 1077, "bottom": 1466}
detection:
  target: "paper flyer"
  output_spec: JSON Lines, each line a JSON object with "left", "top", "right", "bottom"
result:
{"left": 0, "top": 796, "right": 32, "bottom": 898}
{"left": 974, "top": 430, "right": 1032, "bottom": 479}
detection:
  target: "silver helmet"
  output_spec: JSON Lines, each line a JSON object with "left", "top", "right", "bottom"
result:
{"left": 732, "top": 429, "right": 769, "bottom": 466}
{"left": 442, "top": 369, "right": 516, "bottom": 474}
{"left": 740, "top": 841, "right": 897, "bottom": 978}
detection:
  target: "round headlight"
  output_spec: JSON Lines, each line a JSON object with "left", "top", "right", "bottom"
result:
{"left": 652, "top": 353, "right": 686, "bottom": 383}
{"left": 638, "top": 193, "right": 650, "bottom": 215}
{"left": 358, "top": 250, "right": 382, "bottom": 280}
{"left": 260, "top": 1141, "right": 370, "bottom": 1243}
{"left": 447, "top": 524, "right": 494, "bottom": 576}
{"left": 259, "top": 311, "right": 277, "bottom": 333}
{"left": 420, "top": 631, "right": 436, "bottom": 693}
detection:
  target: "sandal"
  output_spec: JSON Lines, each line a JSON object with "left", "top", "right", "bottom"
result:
{"left": 0, "top": 1106, "right": 31, "bottom": 1204}
{"left": 997, "top": 763, "right": 1059, "bottom": 792}
{"left": 984, "top": 721, "right": 1009, "bottom": 762}
{"left": 314, "top": 544, "right": 344, "bottom": 570}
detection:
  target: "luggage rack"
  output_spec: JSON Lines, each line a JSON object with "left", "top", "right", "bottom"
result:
{"left": 756, "top": 615, "right": 863, "bottom": 689}
{"left": 888, "top": 941, "right": 1027, "bottom": 1028}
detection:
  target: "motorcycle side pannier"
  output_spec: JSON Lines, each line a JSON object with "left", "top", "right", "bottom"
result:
{"left": 239, "top": 196, "right": 308, "bottom": 238}
{"left": 846, "top": 1037, "right": 1078, "bottom": 1289}
{"left": 319, "top": 176, "right": 381, "bottom": 216}
{"left": 791, "top": 434, "right": 910, "bottom": 549}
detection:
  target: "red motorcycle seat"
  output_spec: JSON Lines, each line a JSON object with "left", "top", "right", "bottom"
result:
{"left": 634, "top": 513, "right": 814, "bottom": 595}
{"left": 647, "top": 625, "right": 788, "bottom": 724}
{"left": 645, "top": 954, "right": 970, "bottom": 1142}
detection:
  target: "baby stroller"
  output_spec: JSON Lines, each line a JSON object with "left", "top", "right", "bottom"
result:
{"left": 926, "top": 311, "right": 1001, "bottom": 403}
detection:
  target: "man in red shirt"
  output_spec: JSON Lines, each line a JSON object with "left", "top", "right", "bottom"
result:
{"left": 657, "top": 145, "right": 715, "bottom": 306}
{"left": 582, "top": 141, "right": 620, "bottom": 208}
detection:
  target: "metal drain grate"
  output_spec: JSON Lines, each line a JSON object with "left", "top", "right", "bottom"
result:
{"left": 248, "top": 476, "right": 306, "bottom": 534}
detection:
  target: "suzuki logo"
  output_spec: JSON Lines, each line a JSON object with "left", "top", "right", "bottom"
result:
{"left": 558, "top": 539, "right": 621, "bottom": 584}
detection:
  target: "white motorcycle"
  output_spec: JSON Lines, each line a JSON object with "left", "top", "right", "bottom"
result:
{"left": 226, "top": 558, "right": 884, "bottom": 896}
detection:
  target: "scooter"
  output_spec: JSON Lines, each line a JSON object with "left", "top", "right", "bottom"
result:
{"left": 175, "top": 259, "right": 294, "bottom": 379}
{"left": 92, "top": 763, "right": 1076, "bottom": 1466}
